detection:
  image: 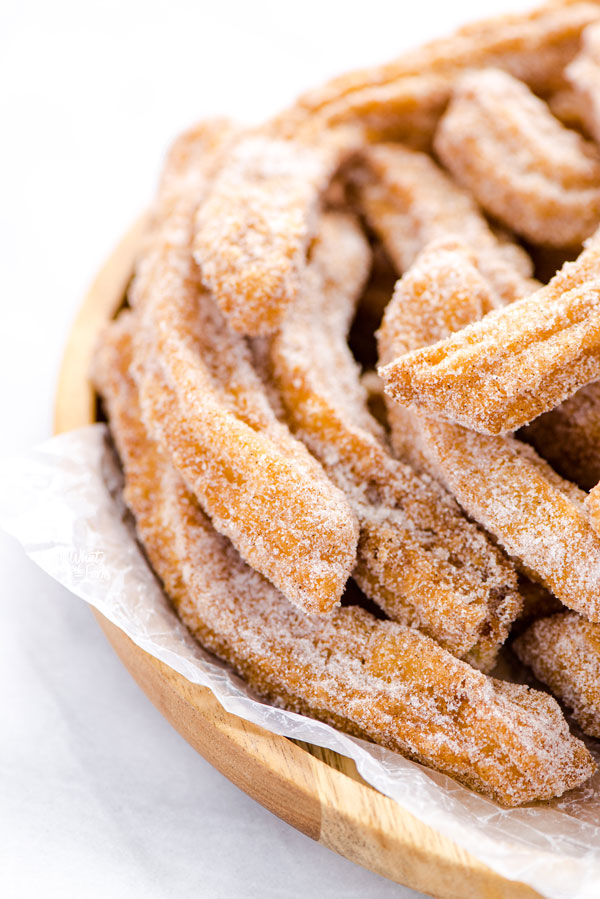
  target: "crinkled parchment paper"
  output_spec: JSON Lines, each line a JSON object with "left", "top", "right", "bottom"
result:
{"left": 2, "top": 425, "right": 600, "bottom": 899}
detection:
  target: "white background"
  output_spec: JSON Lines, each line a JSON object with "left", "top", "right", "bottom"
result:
{"left": 1, "top": 1, "right": 533, "bottom": 896}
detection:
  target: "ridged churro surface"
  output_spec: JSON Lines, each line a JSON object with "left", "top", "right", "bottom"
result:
{"left": 515, "top": 612, "right": 600, "bottom": 738}
{"left": 378, "top": 240, "right": 600, "bottom": 622}
{"left": 380, "top": 231, "right": 600, "bottom": 435}
{"left": 435, "top": 68, "right": 600, "bottom": 246}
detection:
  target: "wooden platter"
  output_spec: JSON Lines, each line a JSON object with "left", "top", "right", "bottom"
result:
{"left": 53, "top": 220, "right": 542, "bottom": 899}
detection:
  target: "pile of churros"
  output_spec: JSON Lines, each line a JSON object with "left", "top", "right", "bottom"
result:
{"left": 93, "top": 1, "right": 600, "bottom": 807}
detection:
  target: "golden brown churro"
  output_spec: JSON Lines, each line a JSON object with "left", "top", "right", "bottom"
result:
{"left": 269, "top": 220, "right": 521, "bottom": 669}
{"left": 397, "top": 420, "right": 600, "bottom": 623}
{"left": 378, "top": 239, "right": 600, "bottom": 624}
{"left": 129, "top": 127, "right": 359, "bottom": 616}
{"left": 380, "top": 230, "right": 600, "bottom": 435}
{"left": 434, "top": 67, "right": 600, "bottom": 246}
{"left": 514, "top": 613, "right": 600, "bottom": 738}
{"left": 193, "top": 129, "right": 360, "bottom": 336}
{"left": 134, "top": 234, "right": 358, "bottom": 614}
{"left": 377, "top": 238, "right": 499, "bottom": 365}
{"left": 93, "top": 315, "right": 595, "bottom": 806}
{"left": 352, "top": 143, "right": 536, "bottom": 303}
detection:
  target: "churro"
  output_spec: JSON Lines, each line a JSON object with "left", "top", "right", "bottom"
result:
{"left": 193, "top": 129, "right": 360, "bottom": 336}
{"left": 377, "top": 238, "right": 499, "bottom": 366}
{"left": 434, "top": 67, "right": 600, "bottom": 246}
{"left": 380, "top": 229, "right": 600, "bottom": 435}
{"left": 378, "top": 239, "right": 600, "bottom": 623}
{"left": 352, "top": 143, "right": 536, "bottom": 303}
{"left": 514, "top": 612, "right": 600, "bottom": 738}
{"left": 270, "top": 219, "right": 521, "bottom": 669}
{"left": 398, "top": 420, "right": 600, "bottom": 623}
{"left": 134, "top": 248, "right": 358, "bottom": 615}
{"left": 131, "top": 131, "right": 359, "bottom": 616}
{"left": 93, "top": 313, "right": 595, "bottom": 806}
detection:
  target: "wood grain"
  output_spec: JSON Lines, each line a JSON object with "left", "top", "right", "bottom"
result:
{"left": 53, "top": 218, "right": 542, "bottom": 899}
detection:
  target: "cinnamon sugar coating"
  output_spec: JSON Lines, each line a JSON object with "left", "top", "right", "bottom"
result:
{"left": 377, "top": 238, "right": 501, "bottom": 365}
{"left": 358, "top": 136, "right": 600, "bottom": 499}
{"left": 88, "top": 2, "right": 600, "bottom": 806}
{"left": 515, "top": 612, "right": 600, "bottom": 738}
{"left": 155, "top": 119, "right": 240, "bottom": 221}
{"left": 130, "top": 125, "right": 359, "bottom": 615}
{"left": 380, "top": 229, "right": 600, "bottom": 435}
{"left": 132, "top": 219, "right": 358, "bottom": 615}
{"left": 193, "top": 129, "right": 361, "bottom": 336}
{"left": 379, "top": 239, "right": 600, "bottom": 623}
{"left": 352, "top": 143, "right": 537, "bottom": 303}
{"left": 270, "top": 223, "right": 520, "bottom": 669}
{"left": 397, "top": 419, "right": 600, "bottom": 623}
{"left": 92, "top": 315, "right": 595, "bottom": 806}
{"left": 586, "top": 479, "right": 600, "bottom": 534}
{"left": 435, "top": 68, "right": 600, "bottom": 246}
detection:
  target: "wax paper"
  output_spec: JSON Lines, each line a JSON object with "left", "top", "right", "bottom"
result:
{"left": 2, "top": 424, "right": 600, "bottom": 899}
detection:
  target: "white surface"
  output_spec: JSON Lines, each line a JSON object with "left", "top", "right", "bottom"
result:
{"left": 0, "top": 1, "right": 534, "bottom": 896}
